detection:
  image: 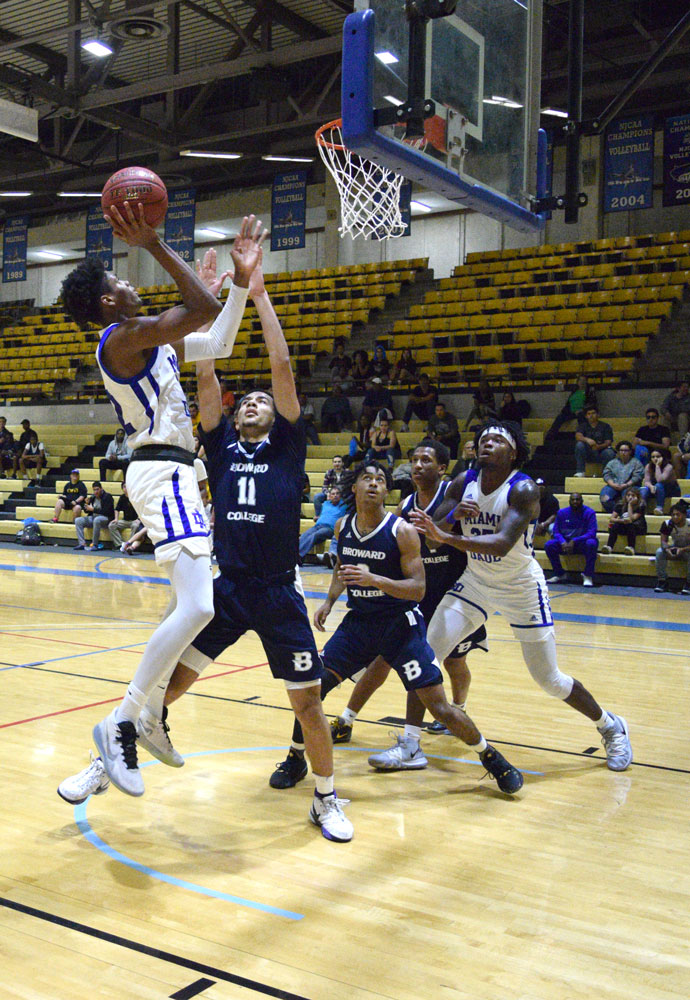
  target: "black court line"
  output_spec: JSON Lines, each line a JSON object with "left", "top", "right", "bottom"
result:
{"left": 170, "top": 978, "right": 216, "bottom": 999}
{"left": 14, "top": 664, "right": 690, "bottom": 775}
{"left": 0, "top": 897, "right": 310, "bottom": 1000}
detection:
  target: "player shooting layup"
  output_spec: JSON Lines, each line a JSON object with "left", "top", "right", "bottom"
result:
{"left": 61, "top": 202, "right": 264, "bottom": 796}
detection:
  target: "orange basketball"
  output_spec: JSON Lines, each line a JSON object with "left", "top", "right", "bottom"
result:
{"left": 101, "top": 166, "right": 168, "bottom": 228}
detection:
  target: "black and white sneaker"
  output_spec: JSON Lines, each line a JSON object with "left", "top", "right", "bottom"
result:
{"left": 269, "top": 749, "right": 308, "bottom": 789}
{"left": 309, "top": 793, "right": 353, "bottom": 842}
{"left": 92, "top": 709, "right": 144, "bottom": 796}
{"left": 479, "top": 745, "right": 523, "bottom": 795}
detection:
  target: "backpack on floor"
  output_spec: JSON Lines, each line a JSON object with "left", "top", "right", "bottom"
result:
{"left": 15, "top": 518, "right": 42, "bottom": 546}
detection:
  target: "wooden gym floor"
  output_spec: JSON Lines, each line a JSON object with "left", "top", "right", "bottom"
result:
{"left": 0, "top": 543, "right": 688, "bottom": 1000}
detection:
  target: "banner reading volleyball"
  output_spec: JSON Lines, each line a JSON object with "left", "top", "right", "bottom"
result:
{"left": 2, "top": 215, "right": 28, "bottom": 283}
{"left": 164, "top": 189, "right": 196, "bottom": 262}
{"left": 663, "top": 114, "right": 690, "bottom": 207}
{"left": 604, "top": 115, "right": 653, "bottom": 213}
{"left": 85, "top": 205, "right": 113, "bottom": 270}
{"left": 271, "top": 171, "right": 307, "bottom": 251}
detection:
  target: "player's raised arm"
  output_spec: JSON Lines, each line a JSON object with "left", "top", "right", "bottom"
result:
{"left": 195, "top": 360, "right": 222, "bottom": 434}
{"left": 249, "top": 251, "right": 301, "bottom": 423}
{"left": 432, "top": 470, "right": 468, "bottom": 523}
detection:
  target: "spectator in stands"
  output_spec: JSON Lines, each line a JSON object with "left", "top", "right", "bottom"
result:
{"left": 366, "top": 417, "right": 398, "bottom": 467}
{"left": 601, "top": 487, "right": 647, "bottom": 555}
{"left": 320, "top": 384, "right": 352, "bottom": 433}
{"left": 188, "top": 401, "right": 201, "bottom": 433}
{"left": 371, "top": 345, "right": 390, "bottom": 382}
{"left": 11, "top": 419, "right": 33, "bottom": 476}
{"left": 534, "top": 478, "right": 560, "bottom": 537}
{"left": 464, "top": 378, "right": 498, "bottom": 431}
{"left": 192, "top": 433, "right": 206, "bottom": 461}
{"left": 499, "top": 391, "right": 526, "bottom": 426}
{"left": 344, "top": 414, "right": 372, "bottom": 468}
{"left": 301, "top": 473, "right": 311, "bottom": 504}
{"left": 108, "top": 483, "right": 142, "bottom": 552}
{"left": 574, "top": 406, "right": 615, "bottom": 477}
{"left": 673, "top": 429, "right": 690, "bottom": 480}
{"left": 392, "top": 446, "right": 415, "bottom": 500}
{"left": 298, "top": 393, "right": 319, "bottom": 445}
{"left": 18, "top": 430, "right": 46, "bottom": 483}
{"left": 350, "top": 349, "right": 373, "bottom": 387}
{"left": 0, "top": 416, "right": 15, "bottom": 477}
{"left": 328, "top": 340, "right": 353, "bottom": 388}
{"left": 298, "top": 485, "right": 347, "bottom": 563}
{"left": 654, "top": 501, "right": 690, "bottom": 594}
{"left": 99, "top": 427, "right": 132, "bottom": 481}
{"left": 449, "top": 439, "right": 477, "bottom": 479}
{"left": 361, "top": 377, "right": 395, "bottom": 423}
{"left": 392, "top": 347, "right": 418, "bottom": 385}
{"left": 427, "top": 402, "right": 460, "bottom": 459}
{"left": 545, "top": 376, "right": 597, "bottom": 440}
{"left": 313, "top": 456, "right": 345, "bottom": 516}
{"left": 633, "top": 407, "right": 671, "bottom": 465}
{"left": 401, "top": 373, "right": 439, "bottom": 430}
{"left": 52, "top": 468, "right": 87, "bottom": 523}
{"left": 545, "top": 492, "right": 598, "bottom": 587}
{"left": 662, "top": 380, "right": 690, "bottom": 437}
{"left": 74, "top": 481, "right": 115, "bottom": 551}
{"left": 641, "top": 448, "right": 680, "bottom": 515}
{"left": 599, "top": 441, "right": 645, "bottom": 513}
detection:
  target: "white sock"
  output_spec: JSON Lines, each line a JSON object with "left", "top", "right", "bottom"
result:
{"left": 116, "top": 683, "right": 147, "bottom": 725}
{"left": 341, "top": 707, "right": 358, "bottom": 725}
{"left": 290, "top": 741, "right": 305, "bottom": 753}
{"left": 470, "top": 736, "right": 488, "bottom": 755}
{"left": 404, "top": 724, "right": 422, "bottom": 744}
{"left": 452, "top": 701, "right": 467, "bottom": 712}
{"left": 596, "top": 710, "right": 614, "bottom": 731}
{"left": 314, "top": 774, "right": 334, "bottom": 797}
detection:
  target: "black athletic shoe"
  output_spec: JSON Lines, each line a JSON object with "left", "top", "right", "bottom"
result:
{"left": 269, "top": 749, "right": 308, "bottom": 789}
{"left": 330, "top": 717, "right": 353, "bottom": 744}
{"left": 426, "top": 719, "right": 450, "bottom": 734}
{"left": 479, "top": 745, "right": 524, "bottom": 795}
{"left": 654, "top": 579, "right": 668, "bottom": 593}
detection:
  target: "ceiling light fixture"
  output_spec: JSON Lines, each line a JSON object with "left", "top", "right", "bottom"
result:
{"left": 0, "top": 191, "right": 32, "bottom": 197}
{"left": 81, "top": 39, "right": 114, "bottom": 58}
{"left": 375, "top": 51, "right": 398, "bottom": 65}
{"left": 197, "top": 228, "right": 226, "bottom": 239}
{"left": 180, "top": 149, "right": 242, "bottom": 160}
{"left": 410, "top": 200, "right": 432, "bottom": 213}
{"left": 383, "top": 95, "right": 405, "bottom": 107}
{"left": 541, "top": 108, "right": 568, "bottom": 118}
{"left": 262, "top": 155, "right": 314, "bottom": 163}
{"left": 35, "top": 250, "right": 65, "bottom": 260}
{"left": 58, "top": 191, "right": 101, "bottom": 197}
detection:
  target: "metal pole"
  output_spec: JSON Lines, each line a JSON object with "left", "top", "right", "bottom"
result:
{"left": 593, "top": 7, "right": 690, "bottom": 133}
{"left": 405, "top": 3, "right": 427, "bottom": 139}
{"left": 564, "top": 0, "right": 584, "bottom": 224}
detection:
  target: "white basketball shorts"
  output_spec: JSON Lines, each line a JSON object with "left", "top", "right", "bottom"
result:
{"left": 126, "top": 460, "right": 211, "bottom": 565}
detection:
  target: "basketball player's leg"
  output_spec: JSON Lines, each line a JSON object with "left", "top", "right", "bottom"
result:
{"left": 329, "top": 656, "right": 392, "bottom": 742}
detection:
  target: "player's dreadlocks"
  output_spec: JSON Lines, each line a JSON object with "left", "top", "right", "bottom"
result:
{"left": 339, "top": 459, "right": 394, "bottom": 513}
{"left": 60, "top": 258, "right": 109, "bottom": 330}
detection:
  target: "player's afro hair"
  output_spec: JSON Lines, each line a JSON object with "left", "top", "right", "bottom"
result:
{"left": 60, "top": 258, "right": 109, "bottom": 330}
{"left": 473, "top": 419, "right": 530, "bottom": 468}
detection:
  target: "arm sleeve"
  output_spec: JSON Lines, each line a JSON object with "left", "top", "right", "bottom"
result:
{"left": 182, "top": 285, "right": 249, "bottom": 362}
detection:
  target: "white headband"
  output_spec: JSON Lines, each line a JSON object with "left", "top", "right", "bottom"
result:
{"left": 479, "top": 426, "right": 517, "bottom": 451}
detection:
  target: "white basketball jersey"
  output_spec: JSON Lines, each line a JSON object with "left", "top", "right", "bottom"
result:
{"left": 459, "top": 468, "right": 541, "bottom": 587}
{"left": 96, "top": 324, "right": 195, "bottom": 453}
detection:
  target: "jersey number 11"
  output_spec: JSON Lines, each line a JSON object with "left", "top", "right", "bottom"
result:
{"left": 237, "top": 476, "right": 256, "bottom": 506}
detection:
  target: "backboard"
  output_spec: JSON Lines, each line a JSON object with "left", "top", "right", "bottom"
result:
{"left": 343, "top": 0, "right": 546, "bottom": 233}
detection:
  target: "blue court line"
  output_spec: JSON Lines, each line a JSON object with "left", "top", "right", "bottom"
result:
{"left": 0, "top": 641, "right": 146, "bottom": 672}
{"left": 0, "top": 561, "right": 167, "bottom": 586}
{"left": 0, "top": 600, "right": 159, "bottom": 626}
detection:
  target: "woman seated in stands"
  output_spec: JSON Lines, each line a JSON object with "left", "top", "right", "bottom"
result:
{"left": 392, "top": 347, "right": 417, "bottom": 384}
{"left": 641, "top": 448, "right": 681, "bottom": 515}
{"left": 344, "top": 414, "right": 372, "bottom": 468}
{"left": 601, "top": 487, "right": 647, "bottom": 555}
{"left": 366, "top": 415, "right": 399, "bottom": 467}
{"left": 499, "top": 390, "right": 524, "bottom": 426}
{"left": 673, "top": 430, "right": 690, "bottom": 481}
{"left": 464, "top": 378, "right": 497, "bottom": 430}
{"left": 370, "top": 344, "right": 390, "bottom": 383}
{"left": 18, "top": 431, "right": 46, "bottom": 484}
{"left": 350, "top": 349, "right": 373, "bottom": 387}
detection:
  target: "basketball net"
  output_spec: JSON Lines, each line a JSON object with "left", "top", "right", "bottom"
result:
{"left": 315, "top": 119, "right": 425, "bottom": 241}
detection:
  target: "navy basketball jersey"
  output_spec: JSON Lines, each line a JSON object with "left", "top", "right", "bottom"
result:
{"left": 338, "top": 511, "right": 417, "bottom": 616}
{"left": 201, "top": 412, "right": 306, "bottom": 580}
{"left": 400, "top": 480, "right": 466, "bottom": 619}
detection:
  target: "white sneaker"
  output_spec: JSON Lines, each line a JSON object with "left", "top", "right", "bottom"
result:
{"left": 600, "top": 714, "right": 633, "bottom": 771}
{"left": 574, "top": 471, "right": 586, "bottom": 477}
{"left": 368, "top": 734, "right": 428, "bottom": 771}
{"left": 623, "top": 546, "right": 635, "bottom": 556}
{"left": 136, "top": 705, "right": 184, "bottom": 767}
{"left": 309, "top": 793, "right": 353, "bottom": 842}
{"left": 92, "top": 709, "right": 144, "bottom": 796}
{"left": 582, "top": 575, "right": 594, "bottom": 587}
{"left": 546, "top": 574, "right": 566, "bottom": 584}
{"left": 600, "top": 545, "right": 612, "bottom": 554}
{"left": 57, "top": 751, "right": 110, "bottom": 804}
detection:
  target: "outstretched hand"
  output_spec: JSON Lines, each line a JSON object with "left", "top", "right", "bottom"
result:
{"left": 231, "top": 215, "right": 266, "bottom": 288}
{"left": 196, "top": 248, "right": 232, "bottom": 297}
{"left": 409, "top": 508, "right": 450, "bottom": 545}
{"left": 104, "top": 201, "right": 159, "bottom": 249}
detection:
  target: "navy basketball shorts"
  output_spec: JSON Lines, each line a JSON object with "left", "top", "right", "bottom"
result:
{"left": 180, "top": 573, "right": 323, "bottom": 688}
{"left": 323, "top": 607, "right": 443, "bottom": 691}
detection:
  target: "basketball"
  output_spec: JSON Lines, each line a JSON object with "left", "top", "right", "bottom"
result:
{"left": 101, "top": 166, "right": 168, "bottom": 228}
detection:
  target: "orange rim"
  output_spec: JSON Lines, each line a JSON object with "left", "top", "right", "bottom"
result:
{"left": 315, "top": 118, "right": 345, "bottom": 151}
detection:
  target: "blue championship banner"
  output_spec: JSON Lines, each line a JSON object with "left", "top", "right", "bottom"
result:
{"left": 86, "top": 205, "right": 113, "bottom": 270}
{"left": 604, "top": 115, "right": 653, "bottom": 213}
{"left": 271, "top": 171, "right": 306, "bottom": 251}
{"left": 663, "top": 114, "right": 690, "bottom": 207}
{"left": 2, "top": 214, "right": 28, "bottom": 283}
{"left": 165, "top": 189, "right": 196, "bottom": 262}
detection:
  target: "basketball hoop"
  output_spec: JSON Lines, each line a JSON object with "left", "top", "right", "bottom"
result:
{"left": 315, "top": 119, "right": 424, "bottom": 241}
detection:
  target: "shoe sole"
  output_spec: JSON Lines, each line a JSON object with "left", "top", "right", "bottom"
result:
{"left": 56, "top": 782, "right": 109, "bottom": 805}
{"left": 368, "top": 756, "right": 428, "bottom": 771}
{"left": 308, "top": 805, "right": 353, "bottom": 842}
{"left": 136, "top": 728, "right": 185, "bottom": 768}
{"left": 92, "top": 720, "right": 144, "bottom": 797}
{"left": 269, "top": 765, "right": 308, "bottom": 789}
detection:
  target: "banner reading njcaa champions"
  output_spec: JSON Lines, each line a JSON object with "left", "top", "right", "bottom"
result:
{"left": 271, "top": 171, "right": 307, "bottom": 251}
{"left": 165, "top": 189, "right": 196, "bottom": 262}
{"left": 663, "top": 113, "right": 690, "bottom": 207}
{"left": 603, "top": 115, "right": 654, "bottom": 213}
{"left": 85, "top": 204, "right": 113, "bottom": 270}
{"left": 2, "top": 215, "right": 28, "bottom": 283}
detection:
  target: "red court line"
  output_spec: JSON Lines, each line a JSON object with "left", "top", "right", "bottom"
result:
{"left": 0, "top": 661, "right": 268, "bottom": 729}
